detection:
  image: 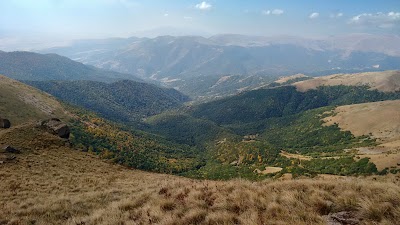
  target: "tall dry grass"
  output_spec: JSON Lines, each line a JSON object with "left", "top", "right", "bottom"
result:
{"left": 1, "top": 126, "right": 400, "bottom": 224}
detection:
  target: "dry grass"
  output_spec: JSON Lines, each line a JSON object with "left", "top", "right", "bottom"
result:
{"left": 294, "top": 70, "right": 400, "bottom": 93}
{"left": 275, "top": 74, "right": 307, "bottom": 84}
{"left": 1, "top": 126, "right": 400, "bottom": 225}
{"left": 0, "top": 75, "right": 68, "bottom": 125}
{"left": 322, "top": 100, "right": 400, "bottom": 170}
{"left": 323, "top": 100, "right": 400, "bottom": 144}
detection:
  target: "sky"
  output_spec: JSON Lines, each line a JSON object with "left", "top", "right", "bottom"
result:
{"left": 1, "top": 0, "right": 399, "bottom": 40}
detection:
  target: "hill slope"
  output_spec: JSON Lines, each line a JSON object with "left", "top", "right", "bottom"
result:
{"left": 0, "top": 76, "right": 202, "bottom": 175}
{"left": 1, "top": 123, "right": 400, "bottom": 225}
{"left": 0, "top": 74, "right": 68, "bottom": 125}
{"left": 294, "top": 70, "right": 400, "bottom": 92}
{"left": 143, "top": 71, "right": 400, "bottom": 179}
{"left": 0, "top": 51, "right": 140, "bottom": 82}
{"left": 25, "top": 80, "right": 189, "bottom": 122}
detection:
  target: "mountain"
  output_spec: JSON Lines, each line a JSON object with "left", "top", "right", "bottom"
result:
{"left": 162, "top": 74, "right": 276, "bottom": 101}
{"left": 0, "top": 51, "right": 140, "bottom": 82}
{"left": 38, "top": 34, "right": 400, "bottom": 100}
{"left": 25, "top": 79, "right": 190, "bottom": 123}
{"left": 40, "top": 34, "right": 400, "bottom": 81}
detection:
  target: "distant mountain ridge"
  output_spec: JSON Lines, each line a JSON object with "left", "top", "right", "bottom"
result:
{"left": 39, "top": 34, "right": 400, "bottom": 81}
{"left": 0, "top": 51, "right": 140, "bottom": 82}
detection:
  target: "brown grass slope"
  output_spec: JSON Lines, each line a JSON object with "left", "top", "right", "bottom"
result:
{"left": 0, "top": 74, "right": 68, "bottom": 125}
{"left": 294, "top": 70, "right": 400, "bottom": 92}
{"left": 1, "top": 124, "right": 400, "bottom": 225}
{"left": 323, "top": 100, "right": 400, "bottom": 171}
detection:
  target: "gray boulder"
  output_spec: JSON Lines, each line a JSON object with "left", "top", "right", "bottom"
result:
{"left": 1, "top": 145, "right": 20, "bottom": 154}
{"left": 37, "top": 118, "right": 70, "bottom": 139}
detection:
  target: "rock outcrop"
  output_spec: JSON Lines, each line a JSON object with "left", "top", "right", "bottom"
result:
{"left": 37, "top": 118, "right": 70, "bottom": 139}
{"left": 0, "top": 118, "right": 11, "bottom": 128}
{"left": 1, "top": 145, "right": 20, "bottom": 154}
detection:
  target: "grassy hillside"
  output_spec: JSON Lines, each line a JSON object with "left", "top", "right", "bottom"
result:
{"left": 1, "top": 124, "right": 400, "bottom": 225}
{"left": 0, "top": 76, "right": 202, "bottom": 175}
{"left": 0, "top": 74, "right": 68, "bottom": 125}
{"left": 294, "top": 70, "right": 400, "bottom": 92}
{"left": 26, "top": 80, "right": 189, "bottom": 123}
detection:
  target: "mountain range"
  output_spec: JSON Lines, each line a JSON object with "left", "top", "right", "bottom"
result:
{"left": 40, "top": 34, "right": 400, "bottom": 80}
{"left": 37, "top": 34, "right": 400, "bottom": 100}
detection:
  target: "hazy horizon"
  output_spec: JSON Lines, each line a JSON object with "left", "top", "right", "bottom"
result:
{"left": 1, "top": 0, "right": 399, "bottom": 51}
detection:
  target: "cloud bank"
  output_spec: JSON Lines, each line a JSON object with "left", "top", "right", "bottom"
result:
{"left": 350, "top": 12, "right": 400, "bottom": 28}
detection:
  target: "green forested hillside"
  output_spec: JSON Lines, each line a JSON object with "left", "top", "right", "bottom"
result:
{"left": 0, "top": 51, "right": 140, "bottom": 82}
{"left": 68, "top": 108, "right": 204, "bottom": 174}
{"left": 142, "top": 85, "right": 400, "bottom": 179}
{"left": 145, "top": 113, "right": 237, "bottom": 147}
{"left": 10, "top": 72, "right": 399, "bottom": 180}
{"left": 190, "top": 85, "right": 400, "bottom": 125}
{"left": 26, "top": 80, "right": 190, "bottom": 122}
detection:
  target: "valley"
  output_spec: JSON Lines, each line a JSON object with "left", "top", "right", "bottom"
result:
{"left": 2, "top": 1, "right": 400, "bottom": 224}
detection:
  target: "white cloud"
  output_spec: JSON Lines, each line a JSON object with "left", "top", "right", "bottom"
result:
{"left": 262, "top": 9, "right": 284, "bottom": 16}
{"left": 262, "top": 10, "right": 271, "bottom": 15}
{"left": 350, "top": 12, "right": 400, "bottom": 28}
{"left": 309, "top": 12, "right": 319, "bottom": 19}
{"left": 330, "top": 12, "right": 343, "bottom": 18}
{"left": 164, "top": 13, "right": 169, "bottom": 17}
{"left": 195, "top": 1, "right": 212, "bottom": 10}
{"left": 272, "top": 9, "right": 284, "bottom": 15}
{"left": 184, "top": 16, "right": 193, "bottom": 21}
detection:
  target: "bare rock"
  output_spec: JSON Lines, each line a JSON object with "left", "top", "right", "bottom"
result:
{"left": 325, "top": 211, "right": 359, "bottom": 225}
{"left": 37, "top": 118, "right": 70, "bottom": 139}
{"left": 0, "top": 118, "right": 11, "bottom": 129}
{"left": 1, "top": 145, "right": 20, "bottom": 154}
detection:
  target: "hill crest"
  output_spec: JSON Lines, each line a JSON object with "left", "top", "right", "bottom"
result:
{"left": 294, "top": 70, "right": 400, "bottom": 92}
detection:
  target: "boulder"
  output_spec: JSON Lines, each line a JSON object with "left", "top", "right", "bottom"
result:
{"left": 0, "top": 118, "right": 11, "bottom": 128}
{"left": 325, "top": 211, "right": 359, "bottom": 225}
{"left": 37, "top": 118, "right": 70, "bottom": 139}
{"left": 1, "top": 145, "right": 20, "bottom": 154}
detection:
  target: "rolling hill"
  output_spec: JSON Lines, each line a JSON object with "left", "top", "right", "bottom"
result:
{"left": 2, "top": 122, "right": 399, "bottom": 225}
{"left": 1, "top": 76, "right": 399, "bottom": 225}
{"left": 25, "top": 79, "right": 189, "bottom": 123}
{"left": 293, "top": 70, "right": 400, "bottom": 92}
{"left": 0, "top": 74, "right": 68, "bottom": 125}
{"left": 0, "top": 75, "right": 202, "bottom": 175}
{"left": 143, "top": 71, "right": 400, "bottom": 179}
{"left": 0, "top": 51, "right": 140, "bottom": 82}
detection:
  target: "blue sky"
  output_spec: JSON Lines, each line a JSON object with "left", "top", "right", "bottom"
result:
{"left": 1, "top": 0, "right": 399, "bottom": 39}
